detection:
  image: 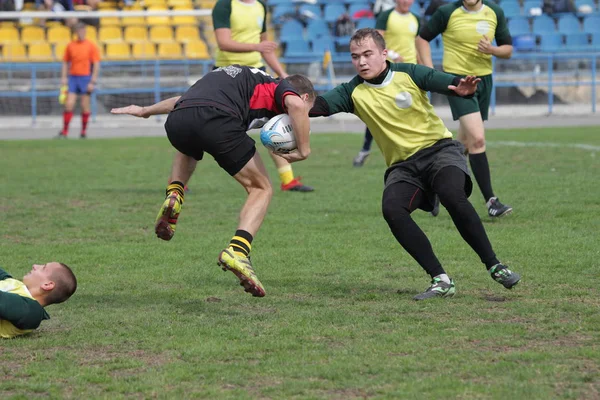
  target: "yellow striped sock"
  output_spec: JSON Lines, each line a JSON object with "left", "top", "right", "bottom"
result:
{"left": 230, "top": 235, "right": 251, "bottom": 257}
{"left": 278, "top": 165, "right": 294, "bottom": 185}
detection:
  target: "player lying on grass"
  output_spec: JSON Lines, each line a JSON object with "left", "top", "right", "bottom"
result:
{"left": 111, "top": 66, "right": 315, "bottom": 298}
{"left": 309, "top": 28, "right": 521, "bottom": 300}
{"left": 1, "top": 262, "right": 77, "bottom": 338}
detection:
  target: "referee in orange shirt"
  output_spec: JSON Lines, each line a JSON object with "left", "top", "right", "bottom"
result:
{"left": 58, "top": 23, "right": 101, "bottom": 139}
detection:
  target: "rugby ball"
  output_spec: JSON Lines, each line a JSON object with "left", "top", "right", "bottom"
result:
{"left": 260, "top": 114, "right": 296, "bottom": 154}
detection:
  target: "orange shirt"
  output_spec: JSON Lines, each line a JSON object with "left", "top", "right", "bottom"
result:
{"left": 63, "top": 39, "right": 101, "bottom": 76}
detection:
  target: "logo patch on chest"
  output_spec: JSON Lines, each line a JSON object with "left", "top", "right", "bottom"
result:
{"left": 395, "top": 92, "right": 413, "bottom": 109}
{"left": 475, "top": 20, "right": 490, "bottom": 35}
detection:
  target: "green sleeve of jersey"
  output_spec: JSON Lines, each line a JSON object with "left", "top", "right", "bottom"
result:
{"left": 259, "top": 0, "right": 268, "bottom": 33}
{"left": 420, "top": 2, "right": 459, "bottom": 40}
{"left": 392, "top": 63, "right": 457, "bottom": 96}
{"left": 486, "top": 1, "right": 511, "bottom": 43}
{"left": 212, "top": 0, "right": 232, "bottom": 30}
{"left": 320, "top": 78, "right": 360, "bottom": 115}
{"left": 0, "top": 268, "right": 12, "bottom": 280}
{"left": 375, "top": 9, "right": 392, "bottom": 30}
{"left": 0, "top": 291, "right": 45, "bottom": 330}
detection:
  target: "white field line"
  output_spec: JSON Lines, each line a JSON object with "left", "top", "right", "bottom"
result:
{"left": 488, "top": 141, "right": 600, "bottom": 152}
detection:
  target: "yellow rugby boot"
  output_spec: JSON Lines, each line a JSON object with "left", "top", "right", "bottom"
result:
{"left": 217, "top": 247, "right": 266, "bottom": 297}
{"left": 154, "top": 190, "right": 183, "bottom": 241}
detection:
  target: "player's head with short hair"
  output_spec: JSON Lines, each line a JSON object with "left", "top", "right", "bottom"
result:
{"left": 22, "top": 262, "right": 77, "bottom": 306}
{"left": 73, "top": 22, "right": 87, "bottom": 40}
{"left": 350, "top": 28, "right": 389, "bottom": 80}
{"left": 284, "top": 74, "right": 316, "bottom": 103}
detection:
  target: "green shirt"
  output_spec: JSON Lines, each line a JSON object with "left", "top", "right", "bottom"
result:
{"left": 421, "top": 0, "right": 511, "bottom": 75}
{"left": 376, "top": 9, "right": 420, "bottom": 64}
{"left": 212, "top": 0, "right": 268, "bottom": 68}
{"left": 317, "top": 63, "right": 458, "bottom": 166}
{"left": 0, "top": 267, "right": 49, "bottom": 339}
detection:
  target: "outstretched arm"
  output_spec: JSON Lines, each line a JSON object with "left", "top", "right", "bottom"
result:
{"left": 110, "top": 96, "right": 181, "bottom": 118}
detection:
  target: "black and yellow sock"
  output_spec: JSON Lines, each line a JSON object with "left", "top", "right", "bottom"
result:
{"left": 166, "top": 181, "right": 185, "bottom": 201}
{"left": 230, "top": 229, "right": 253, "bottom": 257}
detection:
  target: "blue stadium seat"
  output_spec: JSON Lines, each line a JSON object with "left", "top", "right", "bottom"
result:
{"left": 564, "top": 32, "right": 590, "bottom": 50}
{"left": 508, "top": 17, "right": 531, "bottom": 35}
{"left": 267, "top": 0, "right": 290, "bottom": 5}
{"left": 532, "top": 15, "right": 556, "bottom": 34}
{"left": 591, "top": 32, "right": 600, "bottom": 49}
{"left": 410, "top": 2, "right": 422, "bottom": 15}
{"left": 272, "top": 5, "right": 296, "bottom": 23}
{"left": 539, "top": 33, "right": 563, "bottom": 51}
{"left": 513, "top": 34, "right": 536, "bottom": 51}
{"left": 348, "top": 3, "right": 371, "bottom": 17}
{"left": 356, "top": 18, "right": 375, "bottom": 29}
{"left": 279, "top": 20, "right": 304, "bottom": 41}
{"left": 575, "top": 0, "right": 596, "bottom": 12}
{"left": 557, "top": 14, "right": 581, "bottom": 33}
{"left": 283, "top": 38, "right": 312, "bottom": 57}
{"left": 312, "top": 36, "right": 336, "bottom": 55}
{"left": 501, "top": 2, "right": 522, "bottom": 18}
{"left": 346, "top": 0, "right": 370, "bottom": 3}
{"left": 299, "top": 4, "right": 322, "bottom": 19}
{"left": 583, "top": 15, "right": 600, "bottom": 33}
{"left": 324, "top": 4, "right": 347, "bottom": 23}
{"left": 522, "top": 0, "right": 542, "bottom": 15}
{"left": 306, "top": 19, "right": 331, "bottom": 40}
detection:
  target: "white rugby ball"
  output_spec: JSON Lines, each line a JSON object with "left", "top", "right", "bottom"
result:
{"left": 260, "top": 114, "right": 296, "bottom": 154}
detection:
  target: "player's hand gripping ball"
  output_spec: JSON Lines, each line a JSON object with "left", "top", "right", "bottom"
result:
{"left": 260, "top": 114, "right": 296, "bottom": 154}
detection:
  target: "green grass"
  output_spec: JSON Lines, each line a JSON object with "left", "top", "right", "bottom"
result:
{"left": 1, "top": 126, "right": 599, "bottom": 399}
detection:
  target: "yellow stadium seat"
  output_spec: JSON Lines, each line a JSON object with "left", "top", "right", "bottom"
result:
{"left": 132, "top": 41, "right": 157, "bottom": 59}
{"left": 0, "top": 21, "right": 16, "bottom": 28}
{"left": 99, "top": 26, "right": 123, "bottom": 43}
{"left": 47, "top": 25, "right": 72, "bottom": 44}
{"left": 195, "top": 0, "right": 215, "bottom": 9}
{"left": 28, "top": 42, "right": 54, "bottom": 62}
{"left": 22, "top": 3, "right": 36, "bottom": 10}
{"left": 2, "top": 44, "right": 28, "bottom": 62}
{"left": 54, "top": 42, "right": 68, "bottom": 60}
{"left": 144, "top": 0, "right": 167, "bottom": 7}
{"left": 20, "top": 26, "right": 45, "bottom": 44}
{"left": 105, "top": 42, "right": 131, "bottom": 60}
{"left": 172, "top": 15, "right": 197, "bottom": 25}
{"left": 146, "top": 7, "right": 171, "bottom": 26}
{"left": 175, "top": 25, "right": 200, "bottom": 43}
{"left": 124, "top": 26, "right": 148, "bottom": 43}
{"left": 185, "top": 40, "right": 210, "bottom": 59}
{"left": 98, "top": 1, "right": 118, "bottom": 9}
{"left": 85, "top": 25, "right": 98, "bottom": 42}
{"left": 121, "top": 16, "right": 146, "bottom": 26}
{"left": 149, "top": 25, "right": 173, "bottom": 43}
{"left": 157, "top": 41, "right": 182, "bottom": 59}
{"left": 170, "top": 1, "right": 193, "bottom": 10}
{"left": 0, "top": 26, "right": 20, "bottom": 44}
{"left": 122, "top": 3, "right": 144, "bottom": 10}
{"left": 100, "top": 16, "right": 121, "bottom": 26}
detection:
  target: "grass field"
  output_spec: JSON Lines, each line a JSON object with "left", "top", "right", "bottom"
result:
{"left": 1, "top": 126, "right": 599, "bottom": 399}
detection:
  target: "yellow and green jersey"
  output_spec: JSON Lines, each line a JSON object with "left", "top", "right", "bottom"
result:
{"left": 376, "top": 8, "right": 420, "bottom": 64}
{"left": 0, "top": 268, "right": 49, "bottom": 339}
{"left": 313, "top": 63, "right": 461, "bottom": 166}
{"left": 212, "top": 0, "right": 268, "bottom": 68}
{"left": 420, "top": 0, "right": 511, "bottom": 76}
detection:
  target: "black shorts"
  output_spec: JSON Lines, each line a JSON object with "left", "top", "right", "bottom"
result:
{"left": 164, "top": 105, "right": 256, "bottom": 176}
{"left": 384, "top": 139, "right": 473, "bottom": 211}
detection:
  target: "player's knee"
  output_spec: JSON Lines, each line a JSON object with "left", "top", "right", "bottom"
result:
{"left": 381, "top": 197, "right": 409, "bottom": 225}
{"left": 471, "top": 135, "right": 486, "bottom": 150}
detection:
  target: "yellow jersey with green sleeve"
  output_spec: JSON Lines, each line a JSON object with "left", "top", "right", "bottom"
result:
{"left": 0, "top": 268, "right": 49, "bottom": 339}
{"left": 212, "top": 0, "right": 268, "bottom": 68}
{"left": 312, "top": 63, "right": 464, "bottom": 166}
{"left": 419, "top": 0, "right": 511, "bottom": 76}
{"left": 376, "top": 9, "right": 420, "bottom": 64}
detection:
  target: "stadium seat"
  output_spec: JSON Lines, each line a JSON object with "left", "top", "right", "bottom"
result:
{"left": 172, "top": 14, "right": 197, "bottom": 25}
{"left": 175, "top": 25, "right": 200, "bottom": 43}
{"left": 158, "top": 42, "right": 183, "bottom": 59}
{"left": 512, "top": 34, "right": 536, "bottom": 51}
{"left": 539, "top": 33, "right": 563, "bottom": 51}
{"left": 185, "top": 40, "right": 210, "bottom": 59}
{"left": 147, "top": 7, "right": 172, "bottom": 26}
{"left": 306, "top": 19, "right": 331, "bottom": 40}
{"left": 100, "top": 16, "right": 121, "bottom": 27}
{"left": 122, "top": 16, "right": 146, "bottom": 26}
{"left": 591, "top": 32, "right": 600, "bottom": 49}
{"left": 356, "top": 18, "right": 376, "bottom": 29}
{"left": 299, "top": 4, "right": 322, "bottom": 19}
{"left": 508, "top": 17, "right": 531, "bottom": 35}
{"left": 0, "top": 26, "right": 20, "bottom": 45}
{"left": 557, "top": 14, "right": 581, "bottom": 33}
{"left": 28, "top": 42, "right": 54, "bottom": 62}
{"left": 54, "top": 42, "right": 67, "bottom": 60}
{"left": 99, "top": 26, "right": 123, "bottom": 43}
{"left": 283, "top": 38, "right": 311, "bottom": 57}
{"left": 144, "top": 0, "right": 167, "bottom": 7}
{"left": 565, "top": 32, "right": 590, "bottom": 49}
{"left": 47, "top": 25, "right": 72, "bottom": 44}
{"left": 279, "top": 20, "right": 304, "bottom": 41}
{"left": 522, "top": 0, "right": 542, "bottom": 15}
{"left": 20, "top": 26, "right": 45, "bottom": 44}
{"left": 501, "top": 2, "right": 522, "bottom": 18}
{"left": 124, "top": 26, "right": 148, "bottom": 43}
{"left": 98, "top": 1, "right": 118, "bottom": 9}
{"left": 168, "top": 0, "right": 193, "bottom": 8}
{"left": 132, "top": 41, "right": 157, "bottom": 58}
{"left": 149, "top": 25, "right": 174, "bottom": 43}
{"left": 583, "top": 15, "right": 600, "bottom": 33}
{"left": 324, "top": 4, "right": 347, "bottom": 23}
{"left": 105, "top": 42, "right": 131, "bottom": 60}
{"left": 532, "top": 15, "right": 556, "bottom": 34}
{"left": 85, "top": 25, "right": 98, "bottom": 42}
{"left": 272, "top": 5, "right": 296, "bottom": 23}
{"left": 312, "top": 36, "right": 335, "bottom": 55}
{"left": 410, "top": 2, "right": 422, "bottom": 15}
{"left": 1, "top": 43, "right": 27, "bottom": 61}
{"left": 575, "top": 0, "right": 596, "bottom": 11}
{"left": 348, "top": 3, "right": 372, "bottom": 18}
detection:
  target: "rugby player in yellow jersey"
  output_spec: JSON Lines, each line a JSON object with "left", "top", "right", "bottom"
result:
{"left": 353, "top": 0, "right": 422, "bottom": 168}
{"left": 310, "top": 28, "right": 521, "bottom": 300}
{"left": 212, "top": 0, "right": 314, "bottom": 192}
{"left": 416, "top": 0, "right": 514, "bottom": 217}
{"left": 1, "top": 262, "right": 77, "bottom": 338}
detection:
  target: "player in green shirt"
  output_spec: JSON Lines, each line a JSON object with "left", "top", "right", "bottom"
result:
{"left": 212, "top": 0, "right": 314, "bottom": 192}
{"left": 310, "top": 28, "right": 520, "bottom": 300}
{"left": 1, "top": 262, "right": 77, "bottom": 339}
{"left": 416, "top": 0, "right": 514, "bottom": 217}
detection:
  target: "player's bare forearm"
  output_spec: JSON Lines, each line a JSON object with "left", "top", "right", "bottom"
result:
{"left": 91, "top": 62, "right": 100, "bottom": 83}
{"left": 285, "top": 97, "right": 311, "bottom": 159}
{"left": 61, "top": 62, "right": 68, "bottom": 82}
{"left": 492, "top": 44, "right": 513, "bottom": 59}
{"left": 262, "top": 51, "right": 287, "bottom": 78}
{"left": 214, "top": 28, "right": 258, "bottom": 53}
{"left": 111, "top": 96, "right": 181, "bottom": 118}
{"left": 416, "top": 37, "right": 434, "bottom": 68}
